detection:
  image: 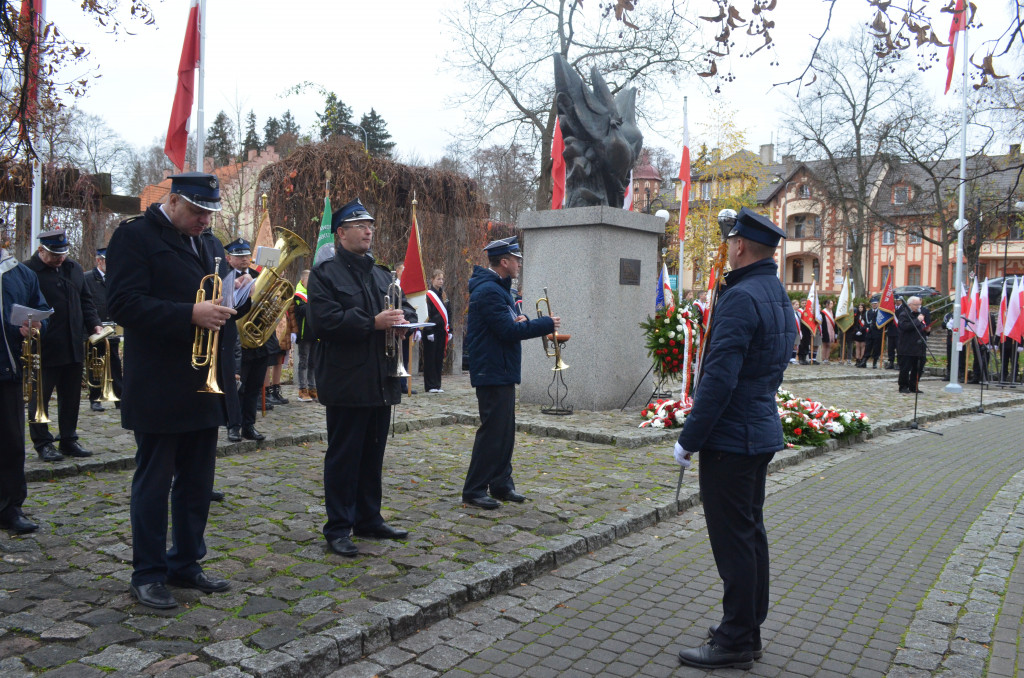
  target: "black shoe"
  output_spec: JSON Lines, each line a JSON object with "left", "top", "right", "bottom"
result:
{"left": 353, "top": 523, "right": 409, "bottom": 540}
{"left": 708, "top": 624, "right": 763, "bottom": 659}
{"left": 37, "top": 443, "right": 63, "bottom": 463}
{"left": 491, "top": 490, "right": 526, "bottom": 503}
{"left": 90, "top": 401, "right": 105, "bottom": 412}
{"left": 167, "top": 571, "right": 230, "bottom": 593}
{"left": 227, "top": 427, "right": 242, "bottom": 443}
{"left": 130, "top": 582, "right": 178, "bottom": 609}
{"left": 59, "top": 441, "right": 93, "bottom": 458}
{"left": 899, "top": 387, "right": 912, "bottom": 393}
{"left": 0, "top": 513, "right": 38, "bottom": 534}
{"left": 241, "top": 426, "right": 265, "bottom": 441}
{"left": 872, "top": 361, "right": 878, "bottom": 369}
{"left": 678, "top": 641, "right": 754, "bottom": 670}
{"left": 327, "top": 536, "right": 359, "bottom": 557}
{"left": 210, "top": 489, "right": 225, "bottom": 502}
{"left": 464, "top": 496, "right": 501, "bottom": 510}
{"left": 272, "top": 386, "right": 289, "bottom": 404}
{"left": 886, "top": 362, "right": 896, "bottom": 370}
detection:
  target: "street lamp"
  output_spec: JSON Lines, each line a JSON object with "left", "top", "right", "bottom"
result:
{"left": 342, "top": 123, "right": 368, "bottom": 152}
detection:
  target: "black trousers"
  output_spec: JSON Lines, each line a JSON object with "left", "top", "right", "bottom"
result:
{"left": 0, "top": 380, "right": 27, "bottom": 519}
{"left": 1000, "top": 341, "right": 1021, "bottom": 381}
{"left": 323, "top": 405, "right": 391, "bottom": 540}
{"left": 898, "top": 354, "right": 924, "bottom": 390}
{"left": 700, "top": 449, "right": 774, "bottom": 654}
{"left": 29, "top": 362, "right": 83, "bottom": 450}
{"left": 87, "top": 339, "right": 123, "bottom": 402}
{"left": 463, "top": 384, "right": 517, "bottom": 500}
{"left": 797, "top": 326, "right": 812, "bottom": 361}
{"left": 130, "top": 427, "right": 217, "bottom": 585}
{"left": 865, "top": 334, "right": 882, "bottom": 362}
{"left": 239, "top": 354, "right": 269, "bottom": 428}
{"left": 886, "top": 332, "right": 898, "bottom": 364}
{"left": 423, "top": 336, "right": 445, "bottom": 391}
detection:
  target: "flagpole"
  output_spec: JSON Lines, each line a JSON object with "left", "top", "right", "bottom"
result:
{"left": 678, "top": 96, "right": 688, "bottom": 307}
{"left": 946, "top": 7, "right": 968, "bottom": 394}
{"left": 30, "top": 0, "right": 46, "bottom": 249}
{"left": 195, "top": 0, "right": 207, "bottom": 172}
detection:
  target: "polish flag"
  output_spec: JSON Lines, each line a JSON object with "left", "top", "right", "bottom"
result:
{"left": 18, "top": 0, "right": 43, "bottom": 139}
{"left": 622, "top": 170, "right": 634, "bottom": 210}
{"left": 996, "top": 278, "right": 1007, "bottom": 341}
{"left": 165, "top": 0, "right": 201, "bottom": 170}
{"left": 800, "top": 278, "right": 820, "bottom": 334}
{"left": 678, "top": 115, "right": 690, "bottom": 241}
{"left": 1007, "top": 276, "right": 1024, "bottom": 343}
{"left": 401, "top": 203, "right": 429, "bottom": 323}
{"left": 944, "top": 0, "right": 967, "bottom": 94}
{"left": 959, "top": 281, "right": 975, "bottom": 343}
{"left": 550, "top": 118, "right": 565, "bottom": 210}
{"left": 976, "top": 278, "right": 990, "bottom": 344}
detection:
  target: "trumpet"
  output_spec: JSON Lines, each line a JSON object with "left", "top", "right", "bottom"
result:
{"left": 192, "top": 257, "right": 224, "bottom": 394}
{"left": 536, "top": 288, "right": 569, "bottom": 372}
{"left": 86, "top": 325, "right": 119, "bottom": 403}
{"left": 21, "top": 312, "right": 50, "bottom": 424}
{"left": 384, "top": 271, "right": 411, "bottom": 378}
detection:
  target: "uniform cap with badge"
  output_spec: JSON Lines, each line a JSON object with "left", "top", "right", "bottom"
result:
{"left": 169, "top": 172, "right": 223, "bottom": 212}
{"left": 39, "top": 229, "right": 70, "bottom": 255}
{"left": 725, "top": 207, "right": 787, "bottom": 247}
{"left": 96, "top": 247, "right": 107, "bottom": 258}
{"left": 224, "top": 238, "right": 252, "bottom": 256}
{"left": 330, "top": 198, "right": 375, "bottom": 233}
{"left": 483, "top": 236, "right": 523, "bottom": 259}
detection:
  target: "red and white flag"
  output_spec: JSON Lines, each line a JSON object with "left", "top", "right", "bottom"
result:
{"left": 996, "top": 278, "right": 1008, "bottom": 341}
{"left": 550, "top": 117, "right": 565, "bottom": 210}
{"left": 944, "top": 0, "right": 967, "bottom": 94}
{"left": 800, "top": 278, "right": 820, "bottom": 333}
{"left": 18, "top": 0, "right": 43, "bottom": 139}
{"left": 959, "top": 281, "right": 975, "bottom": 343}
{"left": 622, "top": 170, "right": 634, "bottom": 210}
{"left": 976, "top": 277, "right": 990, "bottom": 344}
{"left": 1007, "top": 276, "right": 1024, "bottom": 343}
{"left": 678, "top": 115, "right": 690, "bottom": 241}
{"left": 165, "top": 0, "right": 201, "bottom": 170}
{"left": 401, "top": 204, "right": 429, "bottom": 323}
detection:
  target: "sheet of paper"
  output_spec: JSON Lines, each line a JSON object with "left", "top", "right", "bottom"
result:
{"left": 10, "top": 304, "right": 53, "bottom": 325}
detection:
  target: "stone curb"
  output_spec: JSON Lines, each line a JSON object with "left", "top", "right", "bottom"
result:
{"left": 203, "top": 397, "right": 1024, "bottom": 677}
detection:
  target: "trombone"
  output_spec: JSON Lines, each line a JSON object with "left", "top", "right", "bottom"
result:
{"left": 21, "top": 312, "right": 50, "bottom": 424}
{"left": 86, "top": 325, "right": 119, "bottom": 403}
{"left": 192, "top": 257, "right": 224, "bottom": 394}
{"left": 384, "top": 271, "right": 411, "bottom": 379}
{"left": 536, "top": 288, "right": 568, "bottom": 371}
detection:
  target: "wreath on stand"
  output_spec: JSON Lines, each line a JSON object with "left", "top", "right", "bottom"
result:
{"left": 639, "top": 304, "right": 700, "bottom": 396}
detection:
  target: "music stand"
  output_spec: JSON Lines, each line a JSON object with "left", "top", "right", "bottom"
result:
{"left": 541, "top": 334, "right": 572, "bottom": 415}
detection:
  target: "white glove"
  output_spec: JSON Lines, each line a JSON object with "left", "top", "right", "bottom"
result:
{"left": 426, "top": 334, "right": 435, "bottom": 342}
{"left": 412, "top": 330, "right": 421, "bottom": 342}
{"left": 447, "top": 333, "right": 453, "bottom": 342}
{"left": 673, "top": 441, "right": 693, "bottom": 469}
{"left": 290, "top": 333, "right": 296, "bottom": 344}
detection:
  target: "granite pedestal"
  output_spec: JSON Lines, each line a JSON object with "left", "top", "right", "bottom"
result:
{"left": 518, "top": 206, "right": 664, "bottom": 412}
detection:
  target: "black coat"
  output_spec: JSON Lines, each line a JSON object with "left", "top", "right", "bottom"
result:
{"left": 0, "top": 256, "right": 50, "bottom": 382}
{"left": 424, "top": 286, "right": 450, "bottom": 342}
{"left": 897, "top": 305, "right": 929, "bottom": 356}
{"left": 306, "top": 246, "right": 416, "bottom": 407}
{"left": 236, "top": 266, "right": 280, "bottom": 361}
{"left": 107, "top": 203, "right": 246, "bottom": 434}
{"left": 25, "top": 253, "right": 101, "bottom": 366}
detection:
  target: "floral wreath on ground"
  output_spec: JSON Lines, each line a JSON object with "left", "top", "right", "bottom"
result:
{"left": 639, "top": 387, "right": 870, "bottom": 448}
{"left": 639, "top": 304, "right": 699, "bottom": 379}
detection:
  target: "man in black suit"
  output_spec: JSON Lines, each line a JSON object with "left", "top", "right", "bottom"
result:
{"left": 860, "top": 299, "right": 882, "bottom": 368}
{"left": 25, "top": 229, "right": 103, "bottom": 461}
{"left": 107, "top": 172, "right": 249, "bottom": 609}
{"left": 84, "top": 247, "right": 123, "bottom": 411}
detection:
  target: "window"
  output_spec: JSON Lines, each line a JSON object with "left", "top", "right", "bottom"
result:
{"left": 792, "top": 215, "right": 819, "bottom": 239}
{"left": 909, "top": 230, "right": 922, "bottom": 245}
{"left": 907, "top": 266, "right": 922, "bottom": 286}
{"left": 798, "top": 184, "right": 811, "bottom": 199}
{"left": 893, "top": 186, "right": 908, "bottom": 205}
{"left": 1011, "top": 222, "right": 1024, "bottom": 240}
{"left": 700, "top": 182, "right": 711, "bottom": 200}
{"left": 812, "top": 259, "right": 820, "bottom": 281}
{"left": 882, "top": 227, "right": 895, "bottom": 245}
{"left": 845, "top": 232, "right": 855, "bottom": 251}
{"left": 792, "top": 259, "right": 804, "bottom": 283}
{"left": 812, "top": 216, "right": 822, "bottom": 238}
{"left": 792, "top": 215, "right": 806, "bottom": 239}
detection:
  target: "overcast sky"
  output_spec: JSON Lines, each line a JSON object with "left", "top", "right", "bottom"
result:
{"left": 45, "top": 0, "right": 1004, "bottom": 168}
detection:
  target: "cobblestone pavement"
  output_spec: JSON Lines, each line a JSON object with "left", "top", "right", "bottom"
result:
{"left": 0, "top": 364, "right": 1022, "bottom": 677}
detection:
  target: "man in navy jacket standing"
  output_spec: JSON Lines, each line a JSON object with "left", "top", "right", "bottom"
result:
{"left": 461, "top": 237, "right": 559, "bottom": 510}
{"left": 675, "top": 208, "right": 796, "bottom": 670}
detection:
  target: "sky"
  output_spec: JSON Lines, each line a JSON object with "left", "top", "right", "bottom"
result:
{"left": 45, "top": 0, "right": 1009, "bottom": 170}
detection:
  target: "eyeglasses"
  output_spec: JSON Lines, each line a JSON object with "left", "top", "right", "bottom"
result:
{"left": 344, "top": 223, "right": 375, "bottom": 232}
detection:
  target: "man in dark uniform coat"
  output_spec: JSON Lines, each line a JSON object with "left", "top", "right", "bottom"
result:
{"left": 675, "top": 208, "right": 796, "bottom": 670}
{"left": 898, "top": 296, "right": 929, "bottom": 393}
{"left": 306, "top": 198, "right": 417, "bottom": 557}
{"left": 860, "top": 299, "right": 882, "bottom": 368}
{"left": 107, "top": 172, "right": 248, "bottom": 609}
{"left": 0, "top": 244, "right": 51, "bottom": 533}
{"left": 461, "top": 237, "right": 557, "bottom": 510}
{"left": 885, "top": 297, "right": 903, "bottom": 369}
{"left": 25, "top": 229, "right": 102, "bottom": 461}
{"left": 84, "top": 247, "right": 123, "bottom": 410}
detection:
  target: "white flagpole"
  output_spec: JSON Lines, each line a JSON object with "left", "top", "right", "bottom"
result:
{"left": 30, "top": 0, "right": 47, "bottom": 249}
{"left": 946, "top": 12, "right": 968, "bottom": 394}
{"left": 194, "top": 0, "right": 207, "bottom": 172}
{"left": 678, "top": 96, "right": 687, "bottom": 307}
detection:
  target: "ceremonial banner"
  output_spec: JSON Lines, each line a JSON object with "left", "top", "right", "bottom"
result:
{"left": 976, "top": 277, "right": 990, "bottom": 344}
{"left": 944, "top": 0, "right": 967, "bottom": 94}
{"left": 655, "top": 263, "right": 673, "bottom": 312}
{"left": 165, "top": 0, "right": 201, "bottom": 170}
{"left": 1007, "top": 276, "right": 1024, "bottom": 343}
{"left": 18, "top": 0, "right": 43, "bottom": 138}
{"left": 312, "top": 195, "right": 333, "bottom": 266}
{"left": 961, "top": 279, "right": 978, "bottom": 343}
{"left": 875, "top": 268, "right": 897, "bottom": 328}
{"left": 835, "top": 273, "right": 855, "bottom": 333}
{"left": 801, "top": 278, "right": 820, "bottom": 333}
{"left": 401, "top": 202, "right": 429, "bottom": 323}
{"left": 551, "top": 118, "right": 565, "bottom": 210}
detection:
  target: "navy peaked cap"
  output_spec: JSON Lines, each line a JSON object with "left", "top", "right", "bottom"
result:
{"left": 39, "top": 229, "right": 70, "bottom": 254}
{"left": 96, "top": 248, "right": 107, "bottom": 258}
{"left": 170, "top": 172, "right": 222, "bottom": 211}
{"left": 331, "top": 198, "right": 375, "bottom": 233}
{"left": 225, "top": 238, "right": 252, "bottom": 255}
{"left": 483, "top": 236, "right": 522, "bottom": 258}
{"left": 727, "top": 207, "right": 786, "bottom": 247}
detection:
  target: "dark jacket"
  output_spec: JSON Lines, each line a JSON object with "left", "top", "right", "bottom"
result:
{"left": 424, "top": 286, "right": 450, "bottom": 342}
{"left": 897, "top": 305, "right": 929, "bottom": 356}
{"left": 865, "top": 307, "right": 883, "bottom": 337}
{"left": 306, "top": 246, "right": 416, "bottom": 407}
{"left": 25, "top": 253, "right": 101, "bottom": 366}
{"left": 1, "top": 255, "right": 50, "bottom": 382}
{"left": 107, "top": 203, "right": 247, "bottom": 434}
{"left": 678, "top": 259, "right": 797, "bottom": 455}
{"left": 465, "top": 265, "right": 554, "bottom": 387}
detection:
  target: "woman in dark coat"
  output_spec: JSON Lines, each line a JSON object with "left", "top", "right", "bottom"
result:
{"left": 852, "top": 303, "right": 867, "bottom": 366}
{"left": 423, "top": 269, "right": 451, "bottom": 393}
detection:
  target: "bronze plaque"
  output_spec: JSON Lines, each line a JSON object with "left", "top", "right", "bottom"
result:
{"left": 619, "top": 258, "right": 641, "bottom": 286}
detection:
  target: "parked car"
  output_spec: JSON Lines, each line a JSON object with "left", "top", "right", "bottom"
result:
{"left": 894, "top": 285, "right": 941, "bottom": 299}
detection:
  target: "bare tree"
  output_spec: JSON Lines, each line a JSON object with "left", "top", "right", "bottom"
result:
{"left": 444, "top": 0, "right": 704, "bottom": 210}
{"left": 468, "top": 143, "right": 536, "bottom": 223}
{"left": 70, "top": 110, "right": 133, "bottom": 192}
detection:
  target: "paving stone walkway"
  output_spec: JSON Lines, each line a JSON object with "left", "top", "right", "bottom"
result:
{"left": 0, "top": 364, "right": 1022, "bottom": 677}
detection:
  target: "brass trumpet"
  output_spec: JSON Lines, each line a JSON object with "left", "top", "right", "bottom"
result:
{"left": 86, "top": 325, "right": 119, "bottom": 403}
{"left": 384, "top": 271, "right": 411, "bottom": 378}
{"left": 192, "top": 257, "right": 224, "bottom": 394}
{"left": 536, "top": 288, "right": 569, "bottom": 371}
{"left": 21, "top": 312, "right": 50, "bottom": 424}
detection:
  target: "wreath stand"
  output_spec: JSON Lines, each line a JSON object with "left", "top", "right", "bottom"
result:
{"left": 541, "top": 333, "right": 573, "bottom": 415}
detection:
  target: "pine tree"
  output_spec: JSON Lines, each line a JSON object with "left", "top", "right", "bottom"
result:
{"left": 360, "top": 108, "right": 396, "bottom": 158}
{"left": 280, "top": 110, "right": 300, "bottom": 136}
{"left": 276, "top": 110, "right": 301, "bottom": 157}
{"left": 242, "top": 110, "right": 261, "bottom": 157}
{"left": 263, "top": 116, "right": 282, "bottom": 148}
{"left": 316, "top": 93, "right": 353, "bottom": 141}
{"left": 206, "top": 111, "right": 236, "bottom": 168}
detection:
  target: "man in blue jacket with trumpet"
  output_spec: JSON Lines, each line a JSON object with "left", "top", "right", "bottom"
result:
{"left": 675, "top": 208, "right": 795, "bottom": 670}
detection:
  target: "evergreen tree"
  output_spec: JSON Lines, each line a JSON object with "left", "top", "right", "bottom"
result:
{"left": 276, "top": 110, "right": 302, "bottom": 157}
{"left": 280, "top": 110, "right": 300, "bottom": 136}
{"left": 316, "top": 92, "right": 353, "bottom": 141}
{"left": 206, "top": 111, "right": 236, "bottom": 168}
{"left": 242, "top": 110, "right": 261, "bottom": 157}
{"left": 360, "top": 108, "right": 396, "bottom": 158}
{"left": 263, "top": 116, "right": 281, "bottom": 148}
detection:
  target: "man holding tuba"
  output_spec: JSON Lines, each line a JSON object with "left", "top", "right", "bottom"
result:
{"left": 0, "top": 240, "right": 50, "bottom": 533}
{"left": 107, "top": 173, "right": 249, "bottom": 609}
{"left": 307, "top": 198, "right": 417, "bottom": 558}
{"left": 84, "top": 247, "right": 123, "bottom": 411}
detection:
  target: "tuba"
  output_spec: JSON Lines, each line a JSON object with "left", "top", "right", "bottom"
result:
{"left": 384, "top": 271, "right": 411, "bottom": 378}
{"left": 237, "top": 226, "right": 311, "bottom": 349}
{"left": 536, "top": 288, "right": 569, "bottom": 371}
{"left": 86, "top": 325, "right": 119, "bottom": 403}
{"left": 192, "top": 257, "right": 224, "bottom": 394}
{"left": 22, "top": 312, "right": 50, "bottom": 424}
